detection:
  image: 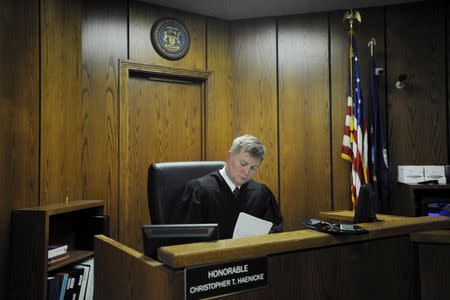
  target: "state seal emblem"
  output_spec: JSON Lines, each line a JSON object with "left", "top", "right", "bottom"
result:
{"left": 151, "top": 18, "right": 190, "bottom": 60}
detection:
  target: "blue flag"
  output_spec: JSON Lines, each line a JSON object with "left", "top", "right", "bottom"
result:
{"left": 369, "top": 55, "right": 389, "bottom": 212}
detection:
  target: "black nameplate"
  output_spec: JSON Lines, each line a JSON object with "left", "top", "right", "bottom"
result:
{"left": 185, "top": 257, "right": 267, "bottom": 299}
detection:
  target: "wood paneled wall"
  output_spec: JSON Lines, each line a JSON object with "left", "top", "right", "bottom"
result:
{"left": 278, "top": 13, "right": 331, "bottom": 230}
{"left": 81, "top": 0, "right": 127, "bottom": 239}
{"left": 0, "top": 1, "right": 449, "bottom": 297}
{"left": 129, "top": 2, "right": 206, "bottom": 69}
{"left": 231, "top": 18, "right": 279, "bottom": 195}
{"left": 40, "top": 0, "right": 82, "bottom": 204}
{"left": 386, "top": 3, "right": 447, "bottom": 210}
{"left": 329, "top": 11, "right": 352, "bottom": 211}
{"left": 205, "top": 18, "right": 233, "bottom": 160}
{"left": 0, "top": 0, "right": 39, "bottom": 298}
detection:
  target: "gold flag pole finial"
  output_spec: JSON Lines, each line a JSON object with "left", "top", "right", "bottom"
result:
{"left": 343, "top": 10, "right": 361, "bottom": 32}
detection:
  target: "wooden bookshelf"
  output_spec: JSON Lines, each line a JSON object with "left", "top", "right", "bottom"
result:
{"left": 10, "top": 200, "right": 104, "bottom": 300}
{"left": 47, "top": 250, "right": 94, "bottom": 272}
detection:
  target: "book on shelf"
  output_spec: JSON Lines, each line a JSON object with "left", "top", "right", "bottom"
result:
{"left": 47, "top": 276, "right": 60, "bottom": 300}
{"left": 74, "top": 264, "right": 90, "bottom": 300}
{"left": 49, "top": 260, "right": 94, "bottom": 300}
{"left": 64, "top": 267, "right": 84, "bottom": 300}
{"left": 58, "top": 273, "right": 69, "bottom": 300}
{"left": 81, "top": 258, "right": 94, "bottom": 300}
{"left": 47, "top": 273, "right": 68, "bottom": 300}
{"left": 48, "top": 245, "right": 68, "bottom": 259}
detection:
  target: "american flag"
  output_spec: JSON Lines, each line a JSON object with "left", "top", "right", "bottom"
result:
{"left": 341, "top": 33, "right": 369, "bottom": 207}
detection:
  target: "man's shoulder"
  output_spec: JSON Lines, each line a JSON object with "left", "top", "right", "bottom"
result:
{"left": 187, "top": 171, "right": 222, "bottom": 188}
{"left": 246, "top": 179, "right": 267, "bottom": 189}
{"left": 245, "top": 180, "right": 272, "bottom": 194}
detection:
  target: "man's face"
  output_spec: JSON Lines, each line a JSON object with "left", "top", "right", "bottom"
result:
{"left": 225, "top": 150, "right": 262, "bottom": 186}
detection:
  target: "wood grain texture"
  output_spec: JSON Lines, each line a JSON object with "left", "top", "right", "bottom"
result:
{"left": 416, "top": 242, "right": 450, "bottom": 300}
{"left": 95, "top": 229, "right": 427, "bottom": 300}
{"left": 2, "top": 2, "right": 449, "bottom": 298}
{"left": 221, "top": 238, "right": 416, "bottom": 300}
{"left": 448, "top": 3, "right": 450, "bottom": 162}
{"left": 18, "top": 199, "right": 104, "bottom": 215}
{"left": 95, "top": 235, "right": 184, "bottom": 300}
{"left": 411, "top": 229, "right": 450, "bottom": 243}
{"left": 386, "top": 2, "right": 447, "bottom": 212}
{"left": 258, "top": 236, "right": 417, "bottom": 299}
{"left": 158, "top": 216, "right": 450, "bottom": 268}
{"left": 205, "top": 18, "right": 233, "bottom": 161}
{"left": 119, "top": 63, "right": 208, "bottom": 250}
{"left": 231, "top": 18, "right": 278, "bottom": 197}
{"left": 81, "top": 0, "right": 127, "bottom": 240}
{"left": 0, "top": 0, "right": 39, "bottom": 298}
{"left": 356, "top": 8, "right": 386, "bottom": 130}
{"left": 40, "top": 0, "right": 82, "bottom": 204}
{"left": 329, "top": 10, "right": 353, "bottom": 211}
{"left": 319, "top": 209, "right": 411, "bottom": 222}
{"left": 278, "top": 13, "right": 331, "bottom": 231}
{"left": 129, "top": 2, "right": 206, "bottom": 70}
{"left": 10, "top": 211, "right": 47, "bottom": 300}
{"left": 10, "top": 201, "right": 104, "bottom": 300}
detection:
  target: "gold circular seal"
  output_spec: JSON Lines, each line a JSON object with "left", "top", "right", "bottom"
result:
{"left": 151, "top": 18, "right": 190, "bottom": 60}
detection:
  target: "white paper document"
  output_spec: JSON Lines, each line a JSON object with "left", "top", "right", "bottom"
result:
{"left": 232, "top": 212, "right": 273, "bottom": 239}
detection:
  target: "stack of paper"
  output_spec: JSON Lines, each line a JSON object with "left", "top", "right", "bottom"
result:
{"left": 232, "top": 212, "right": 273, "bottom": 239}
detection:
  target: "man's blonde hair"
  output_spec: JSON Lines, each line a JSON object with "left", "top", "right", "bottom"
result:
{"left": 230, "top": 134, "right": 265, "bottom": 160}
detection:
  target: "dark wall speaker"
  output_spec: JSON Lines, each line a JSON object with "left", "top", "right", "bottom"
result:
{"left": 76, "top": 215, "right": 110, "bottom": 250}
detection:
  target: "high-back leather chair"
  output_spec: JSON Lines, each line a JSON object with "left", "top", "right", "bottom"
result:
{"left": 147, "top": 161, "right": 225, "bottom": 224}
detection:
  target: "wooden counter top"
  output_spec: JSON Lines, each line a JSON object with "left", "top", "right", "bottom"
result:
{"left": 319, "top": 210, "right": 411, "bottom": 222}
{"left": 410, "top": 229, "right": 450, "bottom": 244}
{"left": 14, "top": 199, "right": 104, "bottom": 216}
{"left": 158, "top": 215, "right": 450, "bottom": 269}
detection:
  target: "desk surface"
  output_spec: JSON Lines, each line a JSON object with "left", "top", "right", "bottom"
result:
{"left": 158, "top": 214, "right": 450, "bottom": 269}
{"left": 400, "top": 183, "right": 450, "bottom": 190}
{"left": 319, "top": 210, "right": 411, "bottom": 222}
{"left": 410, "top": 230, "right": 450, "bottom": 243}
{"left": 95, "top": 213, "right": 450, "bottom": 300}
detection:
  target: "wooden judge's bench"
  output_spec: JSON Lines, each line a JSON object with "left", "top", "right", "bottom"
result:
{"left": 94, "top": 212, "right": 450, "bottom": 300}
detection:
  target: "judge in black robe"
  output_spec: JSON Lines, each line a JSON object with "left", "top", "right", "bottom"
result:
{"left": 169, "top": 134, "right": 284, "bottom": 239}
{"left": 170, "top": 171, "right": 283, "bottom": 239}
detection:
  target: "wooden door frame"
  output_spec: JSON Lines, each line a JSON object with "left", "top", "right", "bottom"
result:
{"left": 118, "top": 60, "right": 212, "bottom": 236}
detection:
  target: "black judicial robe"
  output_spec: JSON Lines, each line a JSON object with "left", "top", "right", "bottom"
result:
{"left": 169, "top": 171, "right": 284, "bottom": 239}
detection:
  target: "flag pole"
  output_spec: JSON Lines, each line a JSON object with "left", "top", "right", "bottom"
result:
{"left": 368, "top": 38, "right": 376, "bottom": 57}
{"left": 343, "top": 10, "right": 361, "bottom": 33}
{"left": 342, "top": 10, "right": 363, "bottom": 207}
{"left": 343, "top": 10, "right": 361, "bottom": 107}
